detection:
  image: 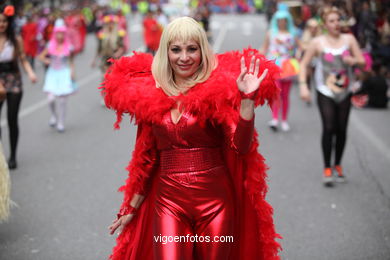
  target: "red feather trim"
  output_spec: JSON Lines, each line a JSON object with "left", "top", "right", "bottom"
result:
{"left": 99, "top": 48, "right": 280, "bottom": 127}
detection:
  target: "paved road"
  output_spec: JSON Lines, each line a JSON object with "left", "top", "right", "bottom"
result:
{"left": 0, "top": 14, "right": 389, "bottom": 260}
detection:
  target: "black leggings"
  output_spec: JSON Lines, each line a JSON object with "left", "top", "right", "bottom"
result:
{"left": 317, "top": 91, "right": 352, "bottom": 168}
{"left": 0, "top": 92, "right": 23, "bottom": 160}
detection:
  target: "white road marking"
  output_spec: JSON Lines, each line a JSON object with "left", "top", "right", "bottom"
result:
{"left": 213, "top": 24, "right": 228, "bottom": 53}
{"left": 210, "top": 21, "right": 221, "bottom": 30}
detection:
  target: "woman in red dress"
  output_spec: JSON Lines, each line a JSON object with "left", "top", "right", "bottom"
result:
{"left": 102, "top": 17, "right": 281, "bottom": 260}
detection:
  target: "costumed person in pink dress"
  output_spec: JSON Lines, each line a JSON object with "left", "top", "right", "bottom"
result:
{"left": 102, "top": 17, "right": 281, "bottom": 260}
{"left": 261, "top": 3, "right": 300, "bottom": 132}
{"left": 143, "top": 9, "right": 162, "bottom": 55}
{"left": 38, "top": 19, "right": 77, "bottom": 133}
{"left": 299, "top": 7, "right": 365, "bottom": 186}
{"left": 0, "top": 5, "right": 37, "bottom": 170}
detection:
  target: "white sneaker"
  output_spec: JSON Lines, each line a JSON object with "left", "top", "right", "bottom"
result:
{"left": 268, "top": 119, "right": 278, "bottom": 131}
{"left": 57, "top": 124, "right": 65, "bottom": 133}
{"left": 281, "top": 121, "right": 290, "bottom": 132}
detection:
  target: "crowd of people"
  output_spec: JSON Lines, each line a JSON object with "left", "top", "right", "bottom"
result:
{"left": 0, "top": 2, "right": 113, "bottom": 223}
{"left": 258, "top": 1, "right": 389, "bottom": 188}
{"left": 100, "top": 1, "right": 388, "bottom": 259}
{"left": 0, "top": 1, "right": 389, "bottom": 259}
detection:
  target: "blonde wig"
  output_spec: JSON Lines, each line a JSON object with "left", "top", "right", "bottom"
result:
{"left": 152, "top": 16, "right": 217, "bottom": 96}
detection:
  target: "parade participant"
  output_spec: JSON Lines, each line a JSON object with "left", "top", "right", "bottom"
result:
{"left": 299, "top": 19, "right": 321, "bottom": 57}
{"left": 38, "top": 19, "right": 76, "bottom": 133}
{"left": 92, "top": 14, "right": 126, "bottom": 76}
{"left": 102, "top": 17, "right": 281, "bottom": 260}
{"left": 65, "top": 9, "right": 87, "bottom": 55}
{"left": 21, "top": 14, "right": 39, "bottom": 69}
{"left": 0, "top": 5, "right": 37, "bottom": 170}
{"left": 261, "top": 3, "right": 300, "bottom": 132}
{"left": 299, "top": 7, "right": 365, "bottom": 186}
{"left": 298, "top": 18, "right": 321, "bottom": 105}
{"left": 143, "top": 9, "right": 162, "bottom": 55}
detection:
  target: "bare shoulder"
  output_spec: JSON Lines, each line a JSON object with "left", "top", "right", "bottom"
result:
{"left": 342, "top": 33, "right": 356, "bottom": 44}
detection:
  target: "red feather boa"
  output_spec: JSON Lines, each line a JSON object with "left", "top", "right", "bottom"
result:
{"left": 100, "top": 48, "right": 282, "bottom": 260}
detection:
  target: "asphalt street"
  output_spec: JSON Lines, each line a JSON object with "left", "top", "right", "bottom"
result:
{"left": 0, "top": 13, "right": 389, "bottom": 260}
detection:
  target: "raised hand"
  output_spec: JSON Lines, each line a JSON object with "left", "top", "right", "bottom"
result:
{"left": 236, "top": 56, "right": 268, "bottom": 95}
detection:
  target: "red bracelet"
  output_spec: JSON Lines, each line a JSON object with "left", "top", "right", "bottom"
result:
{"left": 240, "top": 90, "right": 257, "bottom": 100}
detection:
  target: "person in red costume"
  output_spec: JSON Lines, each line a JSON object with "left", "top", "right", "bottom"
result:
{"left": 65, "top": 10, "right": 87, "bottom": 55}
{"left": 143, "top": 9, "right": 162, "bottom": 55}
{"left": 101, "top": 17, "right": 282, "bottom": 260}
{"left": 21, "top": 14, "right": 38, "bottom": 69}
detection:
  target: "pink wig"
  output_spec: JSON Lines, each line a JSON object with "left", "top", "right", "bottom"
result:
{"left": 48, "top": 25, "right": 72, "bottom": 56}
